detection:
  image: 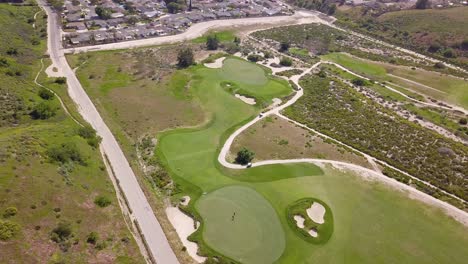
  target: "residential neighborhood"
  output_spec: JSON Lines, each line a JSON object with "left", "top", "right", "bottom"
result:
{"left": 60, "top": 0, "right": 292, "bottom": 47}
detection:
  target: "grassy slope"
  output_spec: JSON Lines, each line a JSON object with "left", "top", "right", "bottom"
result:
{"left": 0, "top": 4, "right": 142, "bottom": 263}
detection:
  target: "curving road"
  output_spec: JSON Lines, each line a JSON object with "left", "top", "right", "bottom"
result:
{"left": 37, "top": 1, "right": 179, "bottom": 263}
{"left": 64, "top": 11, "right": 325, "bottom": 54}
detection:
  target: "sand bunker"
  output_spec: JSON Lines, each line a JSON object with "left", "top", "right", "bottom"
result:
{"left": 235, "top": 94, "right": 256, "bottom": 105}
{"left": 180, "top": 196, "right": 190, "bottom": 206}
{"left": 204, "top": 57, "right": 225, "bottom": 68}
{"left": 294, "top": 215, "right": 305, "bottom": 228}
{"left": 308, "top": 228, "right": 318, "bottom": 237}
{"left": 166, "top": 206, "right": 206, "bottom": 263}
{"left": 307, "top": 202, "right": 326, "bottom": 224}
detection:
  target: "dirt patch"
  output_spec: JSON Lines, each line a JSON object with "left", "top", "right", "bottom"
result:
{"left": 230, "top": 114, "right": 370, "bottom": 168}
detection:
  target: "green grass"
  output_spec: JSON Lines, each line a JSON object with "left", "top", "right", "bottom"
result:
{"left": 192, "top": 30, "right": 237, "bottom": 44}
{"left": 286, "top": 198, "right": 333, "bottom": 244}
{"left": 196, "top": 185, "right": 285, "bottom": 264}
{"left": 153, "top": 56, "right": 468, "bottom": 263}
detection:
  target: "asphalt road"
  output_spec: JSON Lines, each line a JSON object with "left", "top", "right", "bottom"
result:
{"left": 37, "top": 1, "right": 179, "bottom": 263}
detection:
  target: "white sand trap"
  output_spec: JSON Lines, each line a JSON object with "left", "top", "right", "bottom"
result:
{"left": 204, "top": 57, "right": 225, "bottom": 68}
{"left": 180, "top": 196, "right": 191, "bottom": 206}
{"left": 308, "top": 228, "right": 318, "bottom": 237}
{"left": 166, "top": 207, "right": 206, "bottom": 263}
{"left": 294, "top": 215, "right": 305, "bottom": 228}
{"left": 307, "top": 202, "right": 326, "bottom": 224}
{"left": 235, "top": 94, "right": 256, "bottom": 105}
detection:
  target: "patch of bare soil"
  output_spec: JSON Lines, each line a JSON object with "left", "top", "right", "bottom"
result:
{"left": 230, "top": 114, "right": 371, "bottom": 168}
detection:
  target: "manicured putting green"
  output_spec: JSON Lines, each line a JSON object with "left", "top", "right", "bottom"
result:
{"left": 219, "top": 58, "right": 268, "bottom": 86}
{"left": 196, "top": 185, "right": 286, "bottom": 264}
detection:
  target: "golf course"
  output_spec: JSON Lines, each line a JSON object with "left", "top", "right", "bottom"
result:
{"left": 153, "top": 57, "right": 468, "bottom": 263}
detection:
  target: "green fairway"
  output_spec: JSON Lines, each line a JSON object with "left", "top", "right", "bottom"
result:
{"left": 73, "top": 48, "right": 468, "bottom": 263}
{"left": 154, "top": 57, "right": 468, "bottom": 263}
{"left": 197, "top": 185, "right": 285, "bottom": 264}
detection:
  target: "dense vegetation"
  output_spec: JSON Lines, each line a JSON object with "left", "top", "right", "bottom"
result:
{"left": 336, "top": 6, "right": 468, "bottom": 68}
{"left": 285, "top": 74, "right": 468, "bottom": 201}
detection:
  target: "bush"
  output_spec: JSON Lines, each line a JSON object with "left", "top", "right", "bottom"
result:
{"left": 351, "top": 78, "right": 367, "bottom": 86}
{"left": 94, "top": 196, "right": 111, "bottom": 208}
{"left": 38, "top": 88, "right": 54, "bottom": 100}
{"left": 206, "top": 34, "right": 219, "bottom": 50}
{"left": 55, "top": 77, "right": 67, "bottom": 84}
{"left": 279, "top": 41, "right": 290, "bottom": 52}
{"left": 459, "top": 118, "right": 467, "bottom": 125}
{"left": 177, "top": 47, "right": 194, "bottom": 68}
{"left": 46, "top": 142, "right": 83, "bottom": 164}
{"left": 0, "top": 220, "right": 20, "bottom": 241}
{"left": 434, "top": 62, "right": 445, "bottom": 69}
{"left": 279, "top": 57, "right": 293, "bottom": 66}
{"left": 50, "top": 221, "right": 72, "bottom": 243}
{"left": 247, "top": 54, "right": 262, "bottom": 62}
{"left": 86, "top": 231, "right": 98, "bottom": 244}
{"left": 3, "top": 207, "right": 17, "bottom": 218}
{"left": 30, "top": 102, "right": 56, "bottom": 120}
{"left": 77, "top": 125, "right": 101, "bottom": 147}
{"left": 235, "top": 147, "right": 255, "bottom": 165}
{"left": 443, "top": 49, "right": 456, "bottom": 58}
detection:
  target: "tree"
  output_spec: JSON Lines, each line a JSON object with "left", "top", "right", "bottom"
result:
{"left": 55, "top": 77, "right": 67, "bottom": 84}
{"left": 247, "top": 54, "right": 262, "bottom": 62}
{"left": 279, "top": 41, "right": 290, "bottom": 52}
{"left": 167, "top": 2, "right": 181, "bottom": 14}
{"left": 206, "top": 34, "right": 219, "bottom": 50}
{"left": 235, "top": 147, "right": 255, "bottom": 165}
{"left": 177, "top": 47, "right": 194, "bottom": 68}
{"left": 415, "top": 0, "right": 431, "bottom": 9}
{"left": 95, "top": 6, "right": 112, "bottom": 20}
{"left": 30, "top": 102, "right": 56, "bottom": 120}
{"left": 279, "top": 57, "right": 293, "bottom": 66}
{"left": 46, "top": 142, "right": 83, "bottom": 164}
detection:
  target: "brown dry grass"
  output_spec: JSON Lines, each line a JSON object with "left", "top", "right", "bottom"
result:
{"left": 231, "top": 115, "right": 371, "bottom": 168}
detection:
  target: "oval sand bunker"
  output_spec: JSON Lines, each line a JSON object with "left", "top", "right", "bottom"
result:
{"left": 307, "top": 202, "right": 326, "bottom": 224}
{"left": 204, "top": 57, "right": 225, "bottom": 69}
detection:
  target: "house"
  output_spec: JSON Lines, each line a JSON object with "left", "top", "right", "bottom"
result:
{"left": 66, "top": 22, "right": 87, "bottom": 32}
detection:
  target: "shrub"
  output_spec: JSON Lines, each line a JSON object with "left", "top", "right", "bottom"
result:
{"left": 0, "top": 220, "right": 20, "bottom": 241}
{"left": 46, "top": 142, "right": 83, "bottom": 164}
{"left": 78, "top": 125, "right": 96, "bottom": 139}
{"left": 30, "top": 102, "right": 56, "bottom": 120}
{"left": 434, "top": 62, "right": 445, "bottom": 69}
{"left": 3, "top": 207, "right": 17, "bottom": 218}
{"left": 279, "top": 57, "right": 293, "bottom": 66}
{"left": 38, "top": 88, "right": 54, "bottom": 100}
{"left": 50, "top": 221, "right": 72, "bottom": 243}
{"left": 86, "top": 231, "right": 98, "bottom": 244}
{"left": 443, "top": 49, "right": 456, "bottom": 58}
{"left": 206, "top": 34, "right": 219, "bottom": 50}
{"left": 95, "top": 241, "right": 107, "bottom": 250}
{"left": 235, "top": 147, "right": 255, "bottom": 165}
{"left": 247, "top": 54, "right": 262, "bottom": 62}
{"left": 94, "top": 196, "right": 111, "bottom": 208}
{"left": 177, "top": 47, "right": 194, "bottom": 68}
{"left": 279, "top": 41, "right": 290, "bottom": 52}
{"left": 459, "top": 118, "right": 467, "bottom": 125}
{"left": 351, "top": 78, "right": 367, "bottom": 86}
{"left": 55, "top": 77, "right": 67, "bottom": 84}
